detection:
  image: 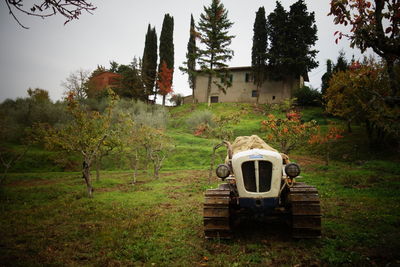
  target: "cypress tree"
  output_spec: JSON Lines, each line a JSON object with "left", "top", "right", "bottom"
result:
{"left": 321, "top": 59, "right": 333, "bottom": 99}
{"left": 142, "top": 24, "right": 158, "bottom": 102}
{"left": 287, "top": 0, "right": 318, "bottom": 76}
{"left": 197, "top": 0, "right": 234, "bottom": 106}
{"left": 251, "top": 7, "right": 268, "bottom": 104}
{"left": 267, "top": 0, "right": 318, "bottom": 80}
{"left": 158, "top": 14, "right": 174, "bottom": 105}
{"left": 180, "top": 14, "right": 197, "bottom": 103}
{"left": 267, "top": 2, "right": 289, "bottom": 79}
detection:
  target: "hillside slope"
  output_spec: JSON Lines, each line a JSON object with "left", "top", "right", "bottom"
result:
{"left": 1, "top": 103, "right": 399, "bottom": 265}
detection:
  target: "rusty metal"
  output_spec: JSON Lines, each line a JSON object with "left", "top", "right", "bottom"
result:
{"left": 289, "top": 183, "right": 322, "bottom": 238}
{"left": 209, "top": 141, "right": 233, "bottom": 182}
{"left": 203, "top": 187, "right": 232, "bottom": 239}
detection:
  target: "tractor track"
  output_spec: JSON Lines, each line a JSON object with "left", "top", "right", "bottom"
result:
{"left": 289, "top": 182, "right": 322, "bottom": 238}
{"left": 203, "top": 187, "right": 232, "bottom": 239}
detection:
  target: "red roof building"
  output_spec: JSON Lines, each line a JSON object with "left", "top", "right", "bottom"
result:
{"left": 87, "top": 71, "right": 122, "bottom": 98}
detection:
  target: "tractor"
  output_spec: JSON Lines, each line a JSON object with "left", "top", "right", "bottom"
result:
{"left": 204, "top": 135, "right": 321, "bottom": 239}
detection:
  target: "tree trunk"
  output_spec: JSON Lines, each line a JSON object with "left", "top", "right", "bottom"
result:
{"left": 154, "top": 91, "right": 157, "bottom": 105}
{"left": 325, "top": 144, "right": 330, "bottom": 166}
{"left": 256, "top": 84, "right": 260, "bottom": 105}
{"left": 385, "top": 57, "right": 399, "bottom": 99}
{"left": 96, "top": 156, "right": 101, "bottom": 181}
{"left": 162, "top": 95, "right": 166, "bottom": 106}
{"left": 207, "top": 73, "right": 212, "bottom": 107}
{"left": 132, "top": 151, "right": 139, "bottom": 184}
{"left": 82, "top": 160, "right": 93, "bottom": 198}
{"left": 150, "top": 152, "right": 165, "bottom": 180}
{"left": 153, "top": 163, "right": 159, "bottom": 180}
{"left": 0, "top": 167, "right": 9, "bottom": 186}
{"left": 0, "top": 147, "right": 28, "bottom": 186}
{"left": 207, "top": 60, "right": 214, "bottom": 107}
{"left": 347, "top": 120, "right": 352, "bottom": 133}
{"left": 152, "top": 157, "right": 159, "bottom": 180}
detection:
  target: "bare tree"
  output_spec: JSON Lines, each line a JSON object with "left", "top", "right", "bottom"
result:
{"left": 0, "top": 146, "right": 29, "bottom": 186}
{"left": 0, "top": 117, "right": 31, "bottom": 186}
{"left": 61, "top": 69, "right": 91, "bottom": 101}
{"left": 4, "top": 0, "right": 96, "bottom": 29}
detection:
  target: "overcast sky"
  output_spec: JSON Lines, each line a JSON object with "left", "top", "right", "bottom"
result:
{"left": 0, "top": 0, "right": 375, "bottom": 103}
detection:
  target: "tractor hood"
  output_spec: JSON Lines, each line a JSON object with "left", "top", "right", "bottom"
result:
{"left": 231, "top": 149, "right": 283, "bottom": 199}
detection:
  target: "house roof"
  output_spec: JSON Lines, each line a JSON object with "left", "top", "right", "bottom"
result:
{"left": 93, "top": 71, "right": 122, "bottom": 78}
{"left": 89, "top": 71, "right": 122, "bottom": 89}
{"left": 195, "top": 66, "right": 251, "bottom": 72}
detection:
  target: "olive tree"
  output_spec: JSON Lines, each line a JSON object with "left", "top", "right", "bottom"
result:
{"left": 39, "top": 90, "right": 118, "bottom": 197}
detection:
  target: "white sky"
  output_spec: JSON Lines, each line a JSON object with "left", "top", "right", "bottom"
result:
{"left": 0, "top": 0, "right": 374, "bottom": 103}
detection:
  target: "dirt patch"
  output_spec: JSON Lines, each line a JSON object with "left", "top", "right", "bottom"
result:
{"left": 291, "top": 155, "right": 325, "bottom": 171}
{"left": 95, "top": 183, "right": 136, "bottom": 193}
{"left": 168, "top": 170, "right": 209, "bottom": 183}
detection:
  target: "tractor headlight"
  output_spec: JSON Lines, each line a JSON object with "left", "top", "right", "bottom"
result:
{"left": 216, "top": 164, "right": 230, "bottom": 179}
{"left": 285, "top": 163, "right": 301, "bottom": 178}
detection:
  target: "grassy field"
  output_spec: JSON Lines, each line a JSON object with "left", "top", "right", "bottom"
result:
{"left": 1, "top": 103, "right": 399, "bottom": 266}
{"left": 1, "top": 161, "right": 399, "bottom": 266}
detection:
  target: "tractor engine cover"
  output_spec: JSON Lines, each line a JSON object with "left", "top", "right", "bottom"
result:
{"left": 232, "top": 149, "right": 283, "bottom": 200}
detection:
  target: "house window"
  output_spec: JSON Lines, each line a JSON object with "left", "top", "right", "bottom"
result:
{"left": 245, "top": 73, "right": 254, "bottom": 83}
{"left": 272, "top": 96, "right": 276, "bottom": 100}
{"left": 210, "top": 96, "right": 219, "bottom": 103}
{"left": 251, "top": 90, "right": 258, "bottom": 97}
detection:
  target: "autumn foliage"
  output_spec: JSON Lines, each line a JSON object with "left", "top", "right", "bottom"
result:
{"left": 309, "top": 127, "right": 344, "bottom": 145}
{"left": 329, "top": 0, "right": 400, "bottom": 96}
{"left": 157, "top": 61, "right": 173, "bottom": 106}
{"left": 157, "top": 61, "right": 173, "bottom": 96}
{"left": 325, "top": 59, "right": 400, "bottom": 141}
{"left": 261, "top": 111, "right": 317, "bottom": 154}
{"left": 329, "top": 0, "right": 399, "bottom": 50}
{"left": 309, "top": 125, "right": 344, "bottom": 165}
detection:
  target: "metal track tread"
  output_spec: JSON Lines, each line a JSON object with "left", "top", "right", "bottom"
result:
{"left": 289, "top": 182, "right": 322, "bottom": 239}
{"left": 203, "top": 188, "right": 232, "bottom": 239}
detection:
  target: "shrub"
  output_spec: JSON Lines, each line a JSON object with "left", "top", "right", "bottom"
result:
{"left": 294, "top": 86, "right": 322, "bottom": 106}
{"left": 0, "top": 95, "right": 70, "bottom": 142}
{"left": 308, "top": 124, "right": 345, "bottom": 165}
{"left": 210, "top": 127, "right": 233, "bottom": 140}
{"left": 278, "top": 98, "right": 297, "bottom": 112}
{"left": 186, "top": 110, "right": 215, "bottom": 131}
{"left": 83, "top": 97, "right": 109, "bottom": 112}
{"left": 261, "top": 111, "right": 318, "bottom": 154}
{"left": 214, "top": 113, "right": 241, "bottom": 126}
{"left": 115, "top": 99, "right": 168, "bottom": 129}
{"left": 186, "top": 110, "right": 235, "bottom": 140}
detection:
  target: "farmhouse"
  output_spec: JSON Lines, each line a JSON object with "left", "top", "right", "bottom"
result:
{"left": 186, "top": 66, "right": 307, "bottom": 104}
{"left": 86, "top": 71, "right": 122, "bottom": 98}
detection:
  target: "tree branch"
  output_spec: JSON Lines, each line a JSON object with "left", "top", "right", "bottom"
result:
{"left": 5, "top": 0, "right": 29, "bottom": 29}
{"left": 5, "top": 0, "right": 96, "bottom": 29}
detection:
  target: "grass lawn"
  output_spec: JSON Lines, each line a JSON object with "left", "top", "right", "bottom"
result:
{"left": 1, "top": 158, "right": 399, "bottom": 266}
{"left": 1, "top": 103, "right": 399, "bottom": 266}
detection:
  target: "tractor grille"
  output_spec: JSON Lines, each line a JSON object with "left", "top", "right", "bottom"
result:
{"left": 242, "top": 160, "right": 272, "bottom": 193}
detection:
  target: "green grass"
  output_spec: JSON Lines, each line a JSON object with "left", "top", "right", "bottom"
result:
{"left": 1, "top": 163, "right": 399, "bottom": 266}
{"left": 1, "top": 103, "right": 399, "bottom": 265}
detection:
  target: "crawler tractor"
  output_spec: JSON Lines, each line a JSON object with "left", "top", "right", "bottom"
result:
{"left": 204, "top": 135, "right": 321, "bottom": 239}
